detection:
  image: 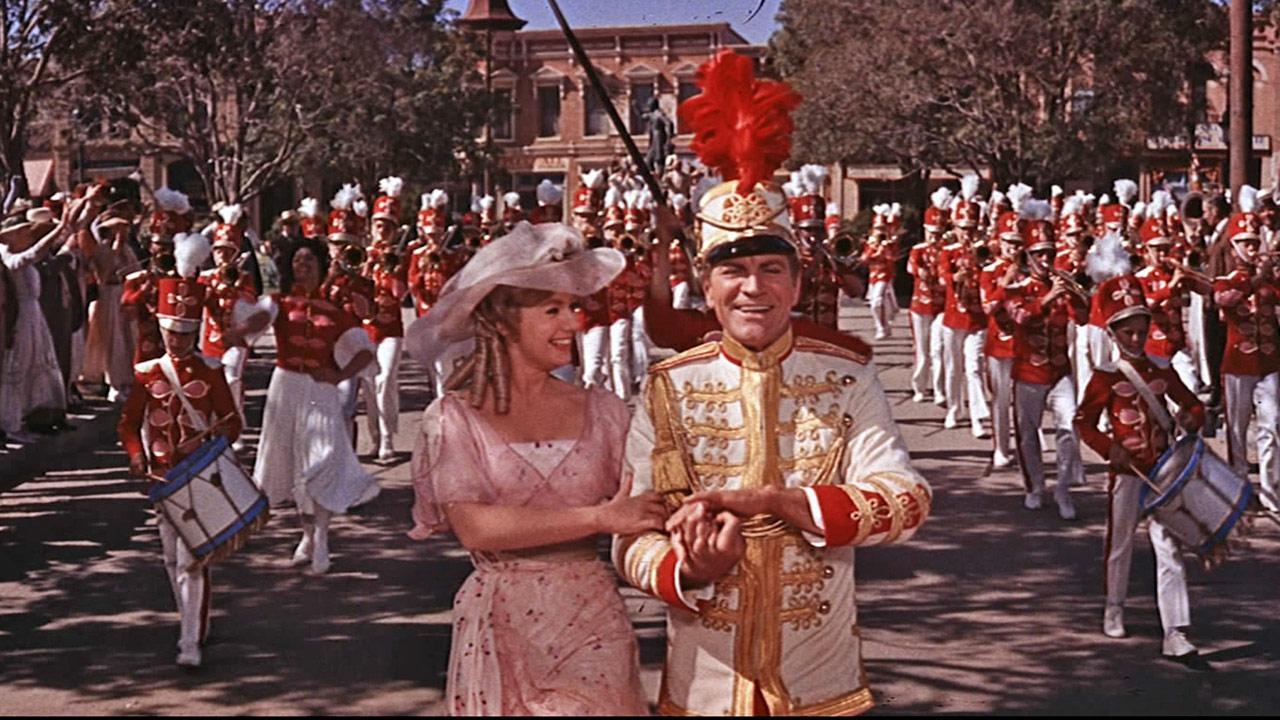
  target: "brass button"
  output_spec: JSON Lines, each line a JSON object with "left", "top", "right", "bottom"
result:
{"left": 841, "top": 374, "right": 855, "bottom": 386}
{"left": 822, "top": 565, "right": 834, "bottom": 579}
{"left": 818, "top": 601, "right": 831, "bottom": 614}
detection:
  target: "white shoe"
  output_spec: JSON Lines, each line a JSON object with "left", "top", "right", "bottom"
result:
{"left": 912, "top": 391, "right": 926, "bottom": 403}
{"left": 992, "top": 452, "right": 1015, "bottom": 470}
{"left": 232, "top": 439, "right": 248, "bottom": 454}
{"left": 874, "top": 331, "right": 887, "bottom": 340}
{"left": 1024, "top": 491, "right": 1043, "bottom": 510}
{"left": 1057, "top": 497, "right": 1077, "bottom": 521}
{"left": 1162, "top": 628, "right": 1198, "bottom": 658}
{"left": 971, "top": 421, "right": 990, "bottom": 439}
{"left": 1103, "top": 605, "right": 1126, "bottom": 638}
{"left": 377, "top": 442, "right": 396, "bottom": 463}
{"left": 176, "top": 643, "right": 202, "bottom": 668}
{"left": 308, "top": 533, "right": 330, "bottom": 575}
{"left": 933, "top": 393, "right": 947, "bottom": 407}
{"left": 290, "top": 532, "right": 312, "bottom": 567}
{"left": 944, "top": 410, "right": 960, "bottom": 429}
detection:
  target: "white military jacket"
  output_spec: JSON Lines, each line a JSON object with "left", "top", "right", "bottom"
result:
{"left": 614, "top": 328, "right": 932, "bottom": 716}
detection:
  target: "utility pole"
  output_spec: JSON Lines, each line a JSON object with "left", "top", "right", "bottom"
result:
{"left": 1229, "top": 0, "right": 1252, "bottom": 206}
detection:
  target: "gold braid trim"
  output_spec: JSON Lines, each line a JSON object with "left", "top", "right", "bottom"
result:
{"left": 840, "top": 484, "right": 878, "bottom": 547}
{"left": 862, "top": 474, "right": 907, "bottom": 544}
{"left": 647, "top": 371, "right": 697, "bottom": 498}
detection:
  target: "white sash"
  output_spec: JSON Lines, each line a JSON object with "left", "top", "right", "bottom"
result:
{"left": 1114, "top": 357, "right": 1174, "bottom": 433}
{"left": 159, "top": 354, "right": 210, "bottom": 433}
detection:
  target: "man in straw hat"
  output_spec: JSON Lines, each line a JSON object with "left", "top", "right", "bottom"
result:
{"left": 612, "top": 50, "right": 931, "bottom": 716}
{"left": 117, "top": 231, "right": 242, "bottom": 669}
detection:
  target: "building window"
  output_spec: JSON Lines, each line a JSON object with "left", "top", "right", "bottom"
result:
{"left": 584, "top": 84, "right": 609, "bottom": 137}
{"left": 630, "top": 82, "right": 655, "bottom": 135}
{"left": 493, "top": 88, "right": 514, "bottom": 141}
{"left": 1071, "top": 89, "right": 1094, "bottom": 116}
{"left": 676, "top": 80, "right": 699, "bottom": 133}
{"left": 538, "top": 85, "right": 561, "bottom": 138}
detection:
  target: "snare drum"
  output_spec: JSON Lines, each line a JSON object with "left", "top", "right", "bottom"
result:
{"left": 1142, "top": 434, "right": 1253, "bottom": 556}
{"left": 149, "top": 435, "right": 269, "bottom": 570}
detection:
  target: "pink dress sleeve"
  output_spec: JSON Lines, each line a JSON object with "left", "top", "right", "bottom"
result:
{"left": 409, "top": 395, "right": 495, "bottom": 539}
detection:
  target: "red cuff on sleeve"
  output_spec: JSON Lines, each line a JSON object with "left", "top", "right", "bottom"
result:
{"left": 811, "top": 485, "right": 859, "bottom": 547}
{"left": 653, "top": 549, "right": 684, "bottom": 608}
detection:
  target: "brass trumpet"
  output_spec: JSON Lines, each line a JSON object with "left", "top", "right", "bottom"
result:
{"left": 826, "top": 231, "right": 862, "bottom": 264}
{"left": 1052, "top": 268, "right": 1091, "bottom": 302}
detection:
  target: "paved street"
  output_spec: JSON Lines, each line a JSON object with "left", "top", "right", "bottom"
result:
{"left": 3, "top": 301, "right": 1279, "bottom": 715}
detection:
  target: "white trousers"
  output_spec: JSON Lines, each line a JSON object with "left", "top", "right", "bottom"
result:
{"left": 943, "top": 326, "right": 990, "bottom": 421}
{"left": 1187, "top": 292, "right": 1212, "bottom": 389}
{"left": 1014, "top": 376, "right": 1082, "bottom": 498}
{"left": 1223, "top": 371, "right": 1280, "bottom": 510}
{"left": 910, "top": 312, "right": 945, "bottom": 400}
{"left": 1105, "top": 474, "right": 1191, "bottom": 631}
{"left": 988, "top": 356, "right": 1015, "bottom": 460}
{"left": 1070, "top": 322, "right": 1089, "bottom": 403}
{"left": 220, "top": 345, "right": 248, "bottom": 419}
{"left": 868, "top": 281, "right": 898, "bottom": 337}
{"left": 159, "top": 514, "right": 210, "bottom": 652}
{"left": 608, "top": 318, "right": 633, "bottom": 400}
{"left": 580, "top": 326, "right": 609, "bottom": 390}
{"left": 362, "top": 337, "right": 403, "bottom": 446}
{"left": 630, "top": 306, "right": 649, "bottom": 382}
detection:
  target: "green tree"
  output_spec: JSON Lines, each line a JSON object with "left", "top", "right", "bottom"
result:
{"left": 771, "top": 0, "right": 1227, "bottom": 188}
{"left": 1, "top": 0, "right": 118, "bottom": 201}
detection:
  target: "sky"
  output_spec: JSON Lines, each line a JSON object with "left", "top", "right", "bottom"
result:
{"left": 442, "top": 0, "right": 784, "bottom": 44}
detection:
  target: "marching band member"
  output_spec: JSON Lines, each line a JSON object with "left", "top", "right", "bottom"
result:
{"left": 981, "top": 210, "right": 1026, "bottom": 464}
{"left": 789, "top": 165, "right": 862, "bottom": 333}
{"left": 602, "top": 188, "right": 651, "bottom": 399}
{"left": 908, "top": 187, "right": 949, "bottom": 403}
{"left": 615, "top": 52, "right": 931, "bottom": 715}
{"left": 243, "top": 237, "right": 379, "bottom": 575}
{"left": 323, "top": 184, "right": 377, "bottom": 446}
{"left": 579, "top": 189, "right": 620, "bottom": 391}
{"left": 624, "top": 189, "right": 656, "bottom": 391}
{"left": 501, "top": 190, "right": 524, "bottom": 233}
{"left": 529, "top": 179, "right": 563, "bottom": 225}
{"left": 405, "top": 221, "right": 653, "bottom": 716}
{"left": 122, "top": 188, "right": 193, "bottom": 366}
{"left": 1213, "top": 193, "right": 1280, "bottom": 513}
{"left": 864, "top": 204, "right": 901, "bottom": 340}
{"left": 198, "top": 205, "right": 257, "bottom": 453}
{"left": 939, "top": 174, "right": 992, "bottom": 433}
{"left": 118, "top": 231, "right": 241, "bottom": 669}
{"left": 362, "top": 176, "right": 410, "bottom": 462}
{"left": 668, "top": 193, "right": 697, "bottom": 310}
{"left": 1056, "top": 194, "right": 1093, "bottom": 401}
{"left": 1133, "top": 215, "right": 1212, "bottom": 395}
{"left": 1074, "top": 273, "right": 1203, "bottom": 663}
{"left": 1002, "top": 202, "right": 1087, "bottom": 519}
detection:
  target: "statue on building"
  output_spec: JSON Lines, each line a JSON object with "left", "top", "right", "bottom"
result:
{"left": 642, "top": 98, "right": 674, "bottom": 175}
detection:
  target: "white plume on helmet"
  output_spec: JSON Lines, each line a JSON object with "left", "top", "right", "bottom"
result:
{"left": 536, "top": 179, "right": 563, "bottom": 207}
{"left": 153, "top": 187, "right": 191, "bottom": 214}
{"left": 503, "top": 191, "right": 522, "bottom": 210}
{"left": 378, "top": 176, "right": 404, "bottom": 198}
{"left": 218, "top": 203, "right": 243, "bottom": 226}
{"left": 173, "top": 232, "right": 212, "bottom": 278}
{"left": 1019, "top": 198, "right": 1052, "bottom": 221}
{"left": 1113, "top": 179, "right": 1138, "bottom": 207}
{"left": 1051, "top": 184, "right": 1064, "bottom": 198}
{"left": 799, "top": 164, "right": 828, "bottom": 193}
{"left": 930, "top": 186, "right": 953, "bottom": 210}
{"left": 580, "top": 169, "right": 606, "bottom": 190}
{"left": 1061, "top": 195, "right": 1084, "bottom": 217}
{"left": 671, "top": 193, "right": 689, "bottom": 211}
{"left": 1238, "top": 184, "right": 1260, "bottom": 213}
{"left": 1130, "top": 201, "right": 1146, "bottom": 222}
{"left": 960, "top": 173, "right": 980, "bottom": 201}
{"left": 430, "top": 189, "right": 450, "bottom": 209}
{"left": 1005, "top": 183, "right": 1033, "bottom": 213}
{"left": 331, "top": 183, "right": 360, "bottom": 211}
{"left": 299, "top": 197, "right": 320, "bottom": 218}
{"left": 1086, "top": 231, "right": 1131, "bottom": 283}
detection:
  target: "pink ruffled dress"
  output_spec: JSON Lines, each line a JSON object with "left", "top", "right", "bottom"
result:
{"left": 410, "top": 388, "right": 648, "bottom": 716}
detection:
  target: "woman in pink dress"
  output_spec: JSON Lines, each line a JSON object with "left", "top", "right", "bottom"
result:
{"left": 407, "top": 221, "right": 666, "bottom": 716}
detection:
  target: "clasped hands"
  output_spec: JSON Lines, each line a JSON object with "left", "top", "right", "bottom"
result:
{"left": 666, "top": 487, "right": 784, "bottom": 586}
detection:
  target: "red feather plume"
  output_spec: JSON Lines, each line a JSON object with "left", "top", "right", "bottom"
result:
{"left": 677, "top": 50, "right": 802, "bottom": 195}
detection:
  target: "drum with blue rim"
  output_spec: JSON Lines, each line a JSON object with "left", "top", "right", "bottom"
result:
{"left": 1142, "top": 433, "right": 1252, "bottom": 557}
{"left": 149, "top": 435, "right": 269, "bottom": 570}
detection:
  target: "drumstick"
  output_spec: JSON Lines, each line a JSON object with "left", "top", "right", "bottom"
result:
{"left": 1127, "top": 464, "right": 1167, "bottom": 496}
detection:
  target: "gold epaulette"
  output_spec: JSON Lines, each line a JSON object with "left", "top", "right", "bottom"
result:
{"left": 794, "top": 336, "right": 871, "bottom": 365}
{"left": 649, "top": 341, "right": 720, "bottom": 372}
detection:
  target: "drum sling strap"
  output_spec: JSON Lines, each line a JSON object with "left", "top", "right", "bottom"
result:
{"left": 158, "top": 354, "right": 210, "bottom": 434}
{"left": 1114, "top": 358, "right": 1175, "bottom": 434}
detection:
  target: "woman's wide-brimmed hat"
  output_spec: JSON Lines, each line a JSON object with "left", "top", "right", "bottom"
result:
{"left": 405, "top": 221, "right": 625, "bottom": 364}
